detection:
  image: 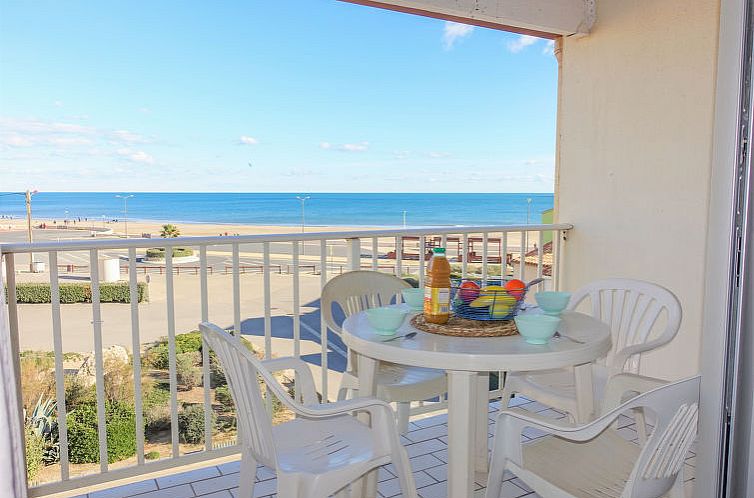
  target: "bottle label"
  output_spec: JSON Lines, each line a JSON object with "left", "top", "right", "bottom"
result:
{"left": 424, "top": 287, "right": 450, "bottom": 315}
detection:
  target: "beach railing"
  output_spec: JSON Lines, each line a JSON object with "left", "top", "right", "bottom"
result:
{"left": 0, "top": 223, "right": 571, "bottom": 496}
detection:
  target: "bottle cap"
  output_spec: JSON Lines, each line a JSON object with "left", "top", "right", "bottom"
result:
{"left": 433, "top": 247, "right": 446, "bottom": 254}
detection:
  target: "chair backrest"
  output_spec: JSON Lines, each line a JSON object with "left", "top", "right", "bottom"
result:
{"left": 321, "top": 270, "right": 412, "bottom": 336}
{"left": 199, "top": 322, "right": 277, "bottom": 467}
{"left": 567, "top": 278, "right": 682, "bottom": 374}
{"left": 620, "top": 376, "right": 700, "bottom": 498}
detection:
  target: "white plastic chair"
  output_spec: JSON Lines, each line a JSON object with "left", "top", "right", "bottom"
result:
{"left": 501, "top": 279, "right": 682, "bottom": 422}
{"left": 200, "top": 322, "right": 418, "bottom": 498}
{"left": 485, "top": 375, "right": 700, "bottom": 498}
{"left": 322, "top": 271, "right": 447, "bottom": 433}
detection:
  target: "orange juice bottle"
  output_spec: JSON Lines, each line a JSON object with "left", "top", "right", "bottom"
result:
{"left": 424, "top": 247, "right": 451, "bottom": 324}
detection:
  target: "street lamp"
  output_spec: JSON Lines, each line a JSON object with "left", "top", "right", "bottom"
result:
{"left": 402, "top": 210, "right": 407, "bottom": 229}
{"left": 296, "top": 195, "right": 310, "bottom": 233}
{"left": 116, "top": 194, "right": 134, "bottom": 238}
{"left": 526, "top": 197, "right": 532, "bottom": 225}
{"left": 1, "top": 189, "right": 39, "bottom": 271}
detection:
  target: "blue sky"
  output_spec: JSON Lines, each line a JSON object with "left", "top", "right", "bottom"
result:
{"left": 0, "top": 1, "right": 557, "bottom": 193}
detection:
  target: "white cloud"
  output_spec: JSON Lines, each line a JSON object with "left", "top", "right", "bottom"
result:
{"left": 524, "top": 159, "right": 539, "bottom": 165}
{"left": 506, "top": 35, "right": 539, "bottom": 53}
{"left": 239, "top": 135, "right": 258, "bottom": 145}
{"left": 115, "top": 148, "right": 155, "bottom": 164}
{"left": 320, "top": 141, "right": 369, "bottom": 152}
{"left": 443, "top": 22, "right": 474, "bottom": 50}
{"left": 110, "top": 129, "right": 152, "bottom": 144}
{"left": 53, "top": 100, "right": 64, "bottom": 108}
{"left": 542, "top": 39, "right": 555, "bottom": 55}
{"left": 340, "top": 142, "right": 369, "bottom": 152}
{"left": 428, "top": 151, "right": 451, "bottom": 159}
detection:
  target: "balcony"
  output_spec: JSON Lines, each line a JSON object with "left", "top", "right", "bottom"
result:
{"left": 4, "top": 224, "right": 590, "bottom": 497}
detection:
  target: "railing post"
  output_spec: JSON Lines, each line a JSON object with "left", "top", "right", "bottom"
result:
{"left": 346, "top": 237, "right": 361, "bottom": 271}
{"left": 1, "top": 254, "right": 26, "bottom": 492}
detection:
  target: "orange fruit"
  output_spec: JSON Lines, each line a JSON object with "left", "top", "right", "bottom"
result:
{"left": 505, "top": 279, "right": 526, "bottom": 300}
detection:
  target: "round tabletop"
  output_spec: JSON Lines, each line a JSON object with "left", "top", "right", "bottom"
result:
{"left": 341, "top": 309, "right": 611, "bottom": 372}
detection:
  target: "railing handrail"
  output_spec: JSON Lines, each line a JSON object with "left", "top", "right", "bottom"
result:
{"left": 0, "top": 223, "right": 572, "bottom": 254}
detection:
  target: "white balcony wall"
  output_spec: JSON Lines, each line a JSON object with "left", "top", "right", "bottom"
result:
{"left": 556, "top": 0, "right": 720, "bottom": 380}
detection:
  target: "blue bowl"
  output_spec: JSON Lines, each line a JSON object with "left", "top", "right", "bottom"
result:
{"left": 401, "top": 288, "right": 424, "bottom": 310}
{"left": 535, "top": 291, "right": 572, "bottom": 316}
{"left": 366, "top": 307, "right": 409, "bottom": 335}
{"left": 515, "top": 314, "right": 561, "bottom": 344}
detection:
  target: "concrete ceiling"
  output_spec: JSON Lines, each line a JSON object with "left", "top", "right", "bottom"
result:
{"left": 341, "top": 0, "right": 595, "bottom": 37}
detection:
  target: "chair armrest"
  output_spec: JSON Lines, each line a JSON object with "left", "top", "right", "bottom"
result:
{"left": 612, "top": 337, "right": 675, "bottom": 373}
{"left": 295, "top": 397, "right": 394, "bottom": 420}
{"left": 261, "top": 357, "right": 319, "bottom": 405}
{"left": 495, "top": 402, "right": 633, "bottom": 464}
{"left": 601, "top": 373, "right": 668, "bottom": 414}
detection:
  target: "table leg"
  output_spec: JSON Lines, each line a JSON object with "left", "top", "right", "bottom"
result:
{"left": 475, "top": 372, "right": 489, "bottom": 472}
{"left": 448, "top": 370, "right": 477, "bottom": 498}
{"left": 353, "top": 355, "right": 379, "bottom": 498}
{"left": 574, "top": 363, "right": 595, "bottom": 423}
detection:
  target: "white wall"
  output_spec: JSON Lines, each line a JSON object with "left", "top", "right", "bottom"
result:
{"left": 556, "top": 0, "right": 721, "bottom": 380}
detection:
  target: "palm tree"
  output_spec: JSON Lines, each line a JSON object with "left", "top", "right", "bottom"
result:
{"left": 160, "top": 224, "right": 180, "bottom": 238}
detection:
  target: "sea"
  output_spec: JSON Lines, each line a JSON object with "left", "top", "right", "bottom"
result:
{"left": 0, "top": 192, "right": 554, "bottom": 227}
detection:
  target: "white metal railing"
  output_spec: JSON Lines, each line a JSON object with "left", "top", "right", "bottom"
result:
{"left": 0, "top": 223, "right": 571, "bottom": 496}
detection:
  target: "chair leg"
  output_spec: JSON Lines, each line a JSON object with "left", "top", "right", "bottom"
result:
{"left": 668, "top": 472, "right": 685, "bottom": 498}
{"left": 237, "top": 451, "right": 257, "bottom": 498}
{"left": 390, "top": 448, "right": 418, "bottom": 498}
{"left": 499, "top": 384, "right": 514, "bottom": 410}
{"left": 396, "top": 402, "right": 410, "bottom": 434}
{"left": 634, "top": 408, "right": 648, "bottom": 443}
{"left": 277, "top": 475, "right": 303, "bottom": 498}
{"left": 484, "top": 445, "right": 506, "bottom": 498}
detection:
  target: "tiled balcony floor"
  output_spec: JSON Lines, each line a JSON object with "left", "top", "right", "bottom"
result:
{"left": 68, "top": 397, "right": 695, "bottom": 498}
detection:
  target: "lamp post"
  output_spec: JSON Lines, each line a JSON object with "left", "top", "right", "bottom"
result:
{"left": 116, "top": 194, "right": 134, "bottom": 238}
{"left": 1, "top": 189, "right": 39, "bottom": 271}
{"left": 296, "top": 195, "right": 310, "bottom": 233}
{"left": 403, "top": 210, "right": 407, "bottom": 229}
{"left": 526, "top": 197, "right": 532, "bottom": 225}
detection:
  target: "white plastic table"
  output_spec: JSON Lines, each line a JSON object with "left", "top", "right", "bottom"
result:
{"left": 341, "top": 310, "right": 611, "bottom": 498}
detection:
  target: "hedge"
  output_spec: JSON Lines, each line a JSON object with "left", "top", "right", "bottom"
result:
{"left": 145, "top": 247, "right": 194, "bottom": 259}
{"left": 8, "top": 282, "right": 148, "bottom": 304}
{"left": 67, "top": 401, "right": 136, "bottom": 464}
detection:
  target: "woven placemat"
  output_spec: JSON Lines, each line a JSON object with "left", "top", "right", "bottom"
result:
{"left": 411, "top": 314, "right": 518, "bottom": 337}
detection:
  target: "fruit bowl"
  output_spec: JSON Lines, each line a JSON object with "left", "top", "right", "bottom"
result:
{"left": 451, "top": 278, "right": 541, "bottom": 321}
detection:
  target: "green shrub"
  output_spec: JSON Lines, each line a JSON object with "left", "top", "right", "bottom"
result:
{"left": 25, "top": 426, "right": 45, "bottom": 481}
{"left": 67, "top": 401, "right": 136, "bottom": 464}
{"left": 8, "top": 282, "right": 148, "bottom": 304}
{"left": 104, "top": 357, "right": 134, "bottom": 402}
{"left": 144, "top": 331, "right": 203, "bottom": 370}
{"left": 145, "top": 247, "right": 194, "bottom": 259}
{"left": 176, "top": 352, "right": 201, "bottom": 390}
{"left": 178, "top": 404, "right": 211, "bottom": 444}
{"left": 64, "top": 375, "right": 96, "bottom": 411}
{"left": 145, "top": 450, "right": 160, "bottom": 460}
{"left": 143, "top": 382, "right": 171, "bottom": 436}
{"left": 214, "top": 385, "right": 234, "bottom": 412}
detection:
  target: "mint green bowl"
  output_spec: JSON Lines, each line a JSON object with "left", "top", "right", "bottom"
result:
{"left": 514, "top": 314, "right": 561, "bottom": 344}
{"left": 366, "top": 307, "right": 409, "bottom": 335}
{"left": 401, "top": 288, "right": 424, "bottom": 310}
{"left": 535, "top": 291, "right": 572, "bottom": 316}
